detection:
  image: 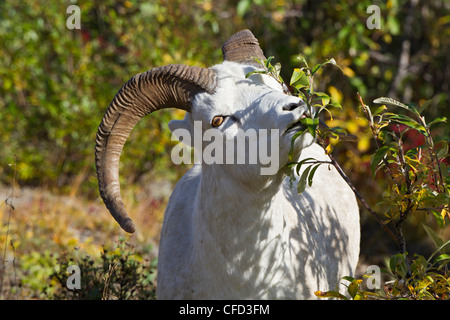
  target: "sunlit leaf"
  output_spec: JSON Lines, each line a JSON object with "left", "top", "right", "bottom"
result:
{"left": 348, "top": 279, "right": 362, "bottom": 299}
{"left": 372, "top": 105, "right": 387, "bottom": 116}
{"left": 300, "top": 116, "right": 319, "bottom": 137}
{"left": 386, "top": 114, "right": 427, "bottom": 134}
{"left": 311, "top": 58, "right": 341, "bottom": 76}
{"left": 427, "top": 240, "right": 450, "bottom": 264}
{"left": 290, "top": 68, "right": 309, "bottom": 88}
{"left": 314, "top": 290, "right": 348, "bottom": 300}
{"left": 265, "top": 56, "right": 274, "bottom": 69}
{"left": 373, "top": 97, "right": 420, "bottom": 115}
{"left": 427, "top": 117, "right": 447, "bottom": 129}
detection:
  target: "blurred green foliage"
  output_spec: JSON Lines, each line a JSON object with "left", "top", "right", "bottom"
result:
{"left": 0, "top": 0, "right": 225, "bottom": 194}
{"left": 50, "top": 238, "right": 157, "bottom": 300}
{"left": 0, "top": 0, "right": 449, "bottom": 266}
{"left": 1, "top": 0, "right": 448, "bottom": 193}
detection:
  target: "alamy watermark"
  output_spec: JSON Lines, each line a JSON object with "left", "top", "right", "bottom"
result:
{"left": 66, "top": 264, "right": 81, "bottom": 290}
{"left": 170, "top": 121, "right": 280, "bottom": 175}
{"left": 365, "top": 265, "right": 381, "bottom": 290}
{"left": 66, "top": 4, "right": 81, "bottom": 30}
{"left": 366, "top": 5, "right": 381, "bottom": 30}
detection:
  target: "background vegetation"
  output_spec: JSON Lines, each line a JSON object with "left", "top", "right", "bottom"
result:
{"left": 0, "top": 0, "right": 449, "bottom": 299}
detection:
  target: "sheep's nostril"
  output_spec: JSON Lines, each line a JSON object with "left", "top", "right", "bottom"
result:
{"left": 282, "top": 101, "right": 306, "bottom": 111}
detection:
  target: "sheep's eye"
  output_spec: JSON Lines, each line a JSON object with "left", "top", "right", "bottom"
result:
{"left": 211, "top": 116, "right": 224, "bottom": 127}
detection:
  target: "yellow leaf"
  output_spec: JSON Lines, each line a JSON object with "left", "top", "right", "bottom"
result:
{"left": 328, "top": 85, "right": 343, "bottom": 104}
{"left": 202, "top": 1, "right": 212, "bottom": 11}
{"left": 357, "top": 135, "right": 371, "bottom": 153}
{"left": 172, "top": 109, "right": 186, "bottom": 120}
{"left": 314, "top": 290, "right": 325, "bottom": 296}
{"left": 441, "top": 208, "right": 449, "bottom": 220}
{"left": 314, "top": 290, "right": 348, "bottom": 300}
{"left": 346, "top": 121, "right": 359, "bottom": 134}
{"left": 343, "top": 67, "right": 355, "bottom": 78}
{"left": 25, "top": 230, "right": 34, "bottom": 239}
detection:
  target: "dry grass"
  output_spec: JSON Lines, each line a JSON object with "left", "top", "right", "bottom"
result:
{"left": 0, "top": 182, "right": 167, "bottom": 299}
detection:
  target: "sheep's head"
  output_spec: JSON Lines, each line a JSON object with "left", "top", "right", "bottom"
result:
{"left": 169, "top": 62, "right": 313, "bottom": 183}
{"left": 95, "top": 30, "right": 312, "bottom": 233}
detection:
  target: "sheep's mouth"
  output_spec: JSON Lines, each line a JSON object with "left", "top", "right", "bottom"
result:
{"left": 284, "top": 114, "right": 308, "bottom": 135}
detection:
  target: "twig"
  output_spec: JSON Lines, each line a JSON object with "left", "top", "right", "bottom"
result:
{"left": 9, "top": 240, "right": 18, "bottom": 299}
{"left": 0, "top": 154, "right": 18, "bottom": 299}
{"left": 423, "top": 125, "right": 446, "bottom": 194}
{"left": 324, "top": 148, "right": 399, "bottom": 244}
{"left": 357, "top": 93, "right": 402, "bottom": 189}
{"left": 102, "top": 262, "right": 117, "bottom": 300}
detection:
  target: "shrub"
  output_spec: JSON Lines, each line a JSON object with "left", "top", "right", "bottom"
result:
{"left": 49, "top": 239, "right": 157, "bottom": 300}
{"left": 250, "top": 56, "right": 450, "bottom": 300}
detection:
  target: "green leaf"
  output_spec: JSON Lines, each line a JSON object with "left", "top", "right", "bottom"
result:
{"left": 419, "top": 99, "right": 433, "bottom": 114}
{"left": 427, "top": 240, "right": 450, "bottom": 264}
{"left": 288, "top": 130, "right": 307, "bottom": 160}
{"left": 308, "top": 163, "right": 321, "bottom": 187}
{"left": 311, "top": 58, "right": 340, "bottom": 76}
{"left": 389, "top": 253, "right": 408, "bottom": 278}
{"left": 294, "top": 157, "right": 316, "bottom": 176}
{"left": 341, "top": 276, "right": 355, "bottom": 283}
{"left": 423, "top": 224, "right": 444, "bottom": 250}
{"left": 252, "top": 57, "right": 266, "bottom": 68}
{"left": 245, "top": 70, "right": 268, "bottom": 78}
{"left": 373, "top": 97, "right": 420, "bottom": 115}
{"left": 431, "top": 209, "right": 446, "bottom": 228}
{"left": 296, "top": 54, "right": 309, "bottom": 68}
{"left": 300, "top": 117, "right": 319, "bottom": 137}
{"left": 434, "top": 254, "right": 450, "bottom": 263}
{"left": 372, "top": 105, "right": 387, "bottom": 116}
{"left": 436, "top": 140, "right": 449, "bottom": 160}
{"left": 265, "top": 56, "right": 274, "bottom": 69}
{"left": 297, "top": 165, "right": 312, "bottom": 194}
{"left": 290, "top": 68, "right": 309, "bottom": 88}
{"left": 386, "top": 114, "right": 426, "bottom": 133}
{"left": 236, "top": 0, "right": 251, "bottom": 17}
{"left": 312, "top": 91, "right": 330, "bottom": 100}
{"left": 273, "top": 63, "right": 283, "bottom": 82}
{"left": 427, "top": 117, "right": 447, "bottom": 129}
{"left": 327, "top": 100, "right": 342, "bottom": 109}
{"left": 370, "top": 145, "right": 393, "bottom": 174}
{"left": 348, "top": 279, "right": 362, "bottom": 299}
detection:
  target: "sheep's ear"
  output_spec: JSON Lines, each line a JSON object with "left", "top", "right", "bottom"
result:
{"left": 168, "top": 113, "right": 195, "bottom": 148}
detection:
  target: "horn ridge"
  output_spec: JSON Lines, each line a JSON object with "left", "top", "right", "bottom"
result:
{"left": 95, "top": 64, "right": 217, "bottom": 233}
{"left": 222, "top": 29, "right": 266, "bottom": 66}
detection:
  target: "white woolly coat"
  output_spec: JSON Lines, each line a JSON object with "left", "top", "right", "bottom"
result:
{"left": 157, "top": 62, "right": 360, "bottom": 299}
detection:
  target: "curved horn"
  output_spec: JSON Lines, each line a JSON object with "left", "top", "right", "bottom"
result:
{"left": 95, "top": 64, "right": 217, "bottom": 233}
{"left": 222, "top": 29, "right": 266, "bottom": 66}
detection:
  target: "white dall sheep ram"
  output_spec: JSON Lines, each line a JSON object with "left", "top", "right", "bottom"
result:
{"left": 95, "top": 30, "right": 360, "bottom": 299}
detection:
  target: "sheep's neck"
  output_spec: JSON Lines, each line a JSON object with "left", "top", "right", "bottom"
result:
{"left": 192, "top": 166, "right": 289, "bottom": 284}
